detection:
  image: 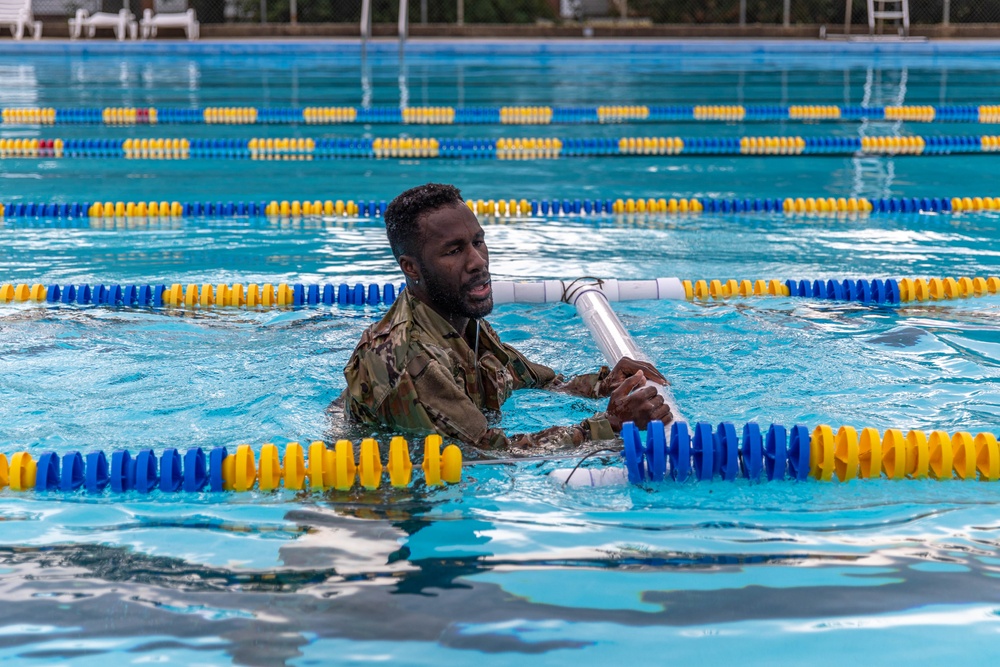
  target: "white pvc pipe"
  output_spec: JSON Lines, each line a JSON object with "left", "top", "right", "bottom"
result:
{"left": 549, "top": 466, "right": 629, "bottom": 486}
{"left": 491, "top": 277, "right": 686, "bottom": 305}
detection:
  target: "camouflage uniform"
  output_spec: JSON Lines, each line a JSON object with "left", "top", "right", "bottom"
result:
{"left": 343, "top": 291, "right": 615, "bottom": 449}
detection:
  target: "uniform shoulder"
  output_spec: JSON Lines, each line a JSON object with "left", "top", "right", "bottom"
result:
{"left": 352, "top": 298, "right": 416, "bottom": 368}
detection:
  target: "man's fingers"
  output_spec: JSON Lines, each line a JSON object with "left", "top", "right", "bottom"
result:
{"left": 616, "top": 357, "right": 667, "bottom": 385}
{"left": 651, "top": 404, "right": 673, "bottom": 422}
{"left": 618, "top": 371, "right": 645, "bottom": 393}
{"left": 644, "top": 368, "right": 668, "bottom": 385}
{"left": 638, "top": 364, "right": 667, "bottom": 385}
{"left": 627, "top": 385, "right": 658, "bottom": 402}
{"left": 607, "top": 373, "right": 643, "bottom": 404}
{"left": 607, "top": 369, "right": 676, "bottom": 432}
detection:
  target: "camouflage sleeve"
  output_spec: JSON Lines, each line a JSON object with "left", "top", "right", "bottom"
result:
{"left": 346, "top": 338, "right": 615, "bottom": 450}
{"left": 499, "top": 343, "right": 557, "bottom": 390}
{"left": 346, "top": 342, "right": 515, "bottom": 449}
{"left": 402, "top": 347, "right": 616, "bottom": 448}
{"left": 345, "top": 348, "right": 494, "bottom": 447}
{"left": 505, "top": 415, "right": 617, "bottom": 449}
{"left": 544, "top": 366, "right": 611, "bottom": 398}
{"left": 404, "top": 357, "right": 499, "bottom": 446}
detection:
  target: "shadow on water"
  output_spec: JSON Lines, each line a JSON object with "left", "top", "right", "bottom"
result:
{"left": 1, "top": 504, "right": 1000, "bottom": 665}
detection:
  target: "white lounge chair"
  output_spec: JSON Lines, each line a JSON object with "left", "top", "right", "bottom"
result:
{"left": 0, "top": 0, "right": 42, "bottom": 40}
{"left": 141, "top": 8, "right": 198, "bottom": 40}
{"left": 69, "top": 8, "right": 137, "bottom": 41}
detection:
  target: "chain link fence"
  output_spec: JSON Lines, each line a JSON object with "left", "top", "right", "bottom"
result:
{"left": 30, "top": 0, "right": 1000, "bottom": 27}
{"left": 624, "top": 1, "right": 1000, "bottom": 26}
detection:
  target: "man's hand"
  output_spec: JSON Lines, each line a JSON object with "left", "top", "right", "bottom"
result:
{"left": 598, "top": 357, "right": 668, "bottom": 398}
{"left": 606, "top": 371, "right": 673, "bottom": 432}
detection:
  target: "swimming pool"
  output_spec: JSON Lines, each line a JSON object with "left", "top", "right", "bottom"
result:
{"left": 3, "top": 39, "right": 1000, "bottom": 665}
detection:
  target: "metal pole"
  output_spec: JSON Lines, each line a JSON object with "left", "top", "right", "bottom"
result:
{"left": 260, "top": 0, "right": 266, "bottom": 23}
{"left": 290, "top": 0, "right": 297, "bottom": 24}
{"left": 421, "top": 0, "right": 427, "bottom": 24}
{"left": 457, "top": 0, "right": 464, "bottom": 26}
{"left": 739, "top": 0, "right": 746, "bottom": 26}
{"left": 620, "top": 0, "right": 627, "bottom": 19}
{"left": 844, "top": 0, "right": 852, "bottom": 34}
{"left": 361, "top": 0, "right": 371, "bottom": 40}
{"left": 399, "top": 0, "right": 408, "bottom": 42}
{"left": 783, "top": 0, "right": 791, "bottom": 27}
{"left": 943, "top": 0, "right": 951, "bottom": 27}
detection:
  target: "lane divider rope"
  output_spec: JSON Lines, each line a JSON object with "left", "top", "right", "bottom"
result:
{"left": 7, "top": 195, "right": 1000, "bottom": 221}
{"left": 0, "top": 436, "right": 462, "bottom": 494}
{"left": 620, "top": 420, "right": 1000, "bottom": 484}
{"left": 682, "top": 276, "right": 998, "bottom": 304}
{"left": 2, "top": 276, "right": 997, "bottom": 310}
{"left": 0, "top": 282, "right": 404, "bottom": 308}
{"left": 3, "top": 135, "right": 1000, "bottom": 160}
{"left": 3, "top": 105, "right": 1000, "bottom": 125}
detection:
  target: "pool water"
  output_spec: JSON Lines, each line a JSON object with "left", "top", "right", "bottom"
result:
{"left": 3, "top": 40, "right": 1000, "bottom": 666}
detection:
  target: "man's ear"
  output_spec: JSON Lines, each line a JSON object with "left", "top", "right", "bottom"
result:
{"left": 398, "top": 255, "right": 421, "bottom": 284}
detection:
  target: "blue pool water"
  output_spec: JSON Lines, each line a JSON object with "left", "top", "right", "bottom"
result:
{"left": 3, "top": 40, "right": 1000, "bottom": 665}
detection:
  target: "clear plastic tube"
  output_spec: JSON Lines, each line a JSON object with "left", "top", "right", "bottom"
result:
{"left": 548, "top": 288, "right": 681, "bottom": 487}
{"left": 571, "top": 288, "right": 682, "bottom": 422}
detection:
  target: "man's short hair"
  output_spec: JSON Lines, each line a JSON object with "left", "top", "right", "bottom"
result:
{"left": 384, "top": 183, "right": 464, "bottom": 260}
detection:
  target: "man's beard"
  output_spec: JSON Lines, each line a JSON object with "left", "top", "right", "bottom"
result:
{"left": 421, "top": 266, "right": 494, "bottom": 321}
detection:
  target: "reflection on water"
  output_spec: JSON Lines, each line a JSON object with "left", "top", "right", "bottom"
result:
{"left": 5, "top": 45, "right": 1000, "bottom": 664}
{"left": 2, "top": 484, "right": 1000, "bottom": 665}
{"left": 0, "top": 65, "right": 36, "bottom": 109}
{"left": 7, "top": 49, "right": 1000, "bottom": 107}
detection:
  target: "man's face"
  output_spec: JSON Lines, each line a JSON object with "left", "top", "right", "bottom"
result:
{"left": 413, "top": 203, "right": 492, "bottom": 320}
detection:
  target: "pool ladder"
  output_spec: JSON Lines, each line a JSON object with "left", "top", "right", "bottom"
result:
{"left": 867, "top": 0, "right": 910, "bottom": 37}
{"left": 361, "top": 0, "right": 409, "bottom": 44}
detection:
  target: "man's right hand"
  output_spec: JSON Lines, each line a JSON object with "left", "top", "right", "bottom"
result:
{"left": 597, "top": 356, "right": 668, "bottom": 397}
{"left": 606, "top": 371, "right": 673, "bottom": 432}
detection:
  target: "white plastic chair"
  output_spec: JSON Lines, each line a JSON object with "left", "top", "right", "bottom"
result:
{"left": 69, "top": 8, "right": 137, "bottom": 41}
{"left": 0, "top": 0, "right": 42, "bottom": 40}
{"left": 141, "top": 8, "right": 199, "bottom": 40}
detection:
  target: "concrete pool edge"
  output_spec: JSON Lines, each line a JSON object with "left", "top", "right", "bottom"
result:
{"left": 6, "top": 37, "right": 1000, "bottom": 57}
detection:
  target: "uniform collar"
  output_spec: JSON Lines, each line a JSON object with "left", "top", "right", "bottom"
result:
{"left": 406, "top": 291, "right": 507, "bottom": 363}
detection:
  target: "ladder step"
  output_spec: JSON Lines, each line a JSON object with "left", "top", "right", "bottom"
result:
{"left": 873, "top": 11, "right": 905, "bottom": 18}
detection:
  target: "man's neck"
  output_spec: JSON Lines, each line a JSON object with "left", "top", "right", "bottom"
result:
{"left": 410, "top": 291, "right": 474, "bottom": 348}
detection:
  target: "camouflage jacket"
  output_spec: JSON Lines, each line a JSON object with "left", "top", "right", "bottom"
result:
{"left": 343, "top": 291, "right": 614, "bottom": 449}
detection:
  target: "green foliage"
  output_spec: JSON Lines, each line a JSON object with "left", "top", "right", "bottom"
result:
{"left": 233, "top": 0, "right": 554, "bottom": 24}
{"left": 213, "top": 0, "right": 998, "bottom": 25}
{"left": 460, "top": 0, "right": 555, "bottom": 23}
{"left": 628, "top": 0, "right": 738, "bottom": 23}
{"left": 627, "top": 0, "right": 843, "bottom": 24}
{"left": 625, "top": 0, "right": 990, "bottom": 25}
{"left": 191, "top": 0, "right": 226, "bottom": 23}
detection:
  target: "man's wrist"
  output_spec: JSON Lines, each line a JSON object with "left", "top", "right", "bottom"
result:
{"left": 579, "top": 413, "right": 616, "bottom": 441}
{"left": 593, "top": 366, "right": 612, "bottom": 398}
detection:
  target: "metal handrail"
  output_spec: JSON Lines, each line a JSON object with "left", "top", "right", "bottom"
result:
{"left": 361, "top": 0, "right": 408, "bottom": 45}
{"left": 360, "top": 0, "right": 371, "bottom": 40}
{"left": 399, "top": 0, "right": 408, "bottom": 42}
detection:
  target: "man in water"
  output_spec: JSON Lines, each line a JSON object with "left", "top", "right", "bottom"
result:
{"left": 342, "top": 183, "right": 672, "bottom": 450}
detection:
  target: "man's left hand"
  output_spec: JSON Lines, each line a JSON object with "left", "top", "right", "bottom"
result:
{"left": 597, "top": 357, "right": 667, "bottom": 398}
